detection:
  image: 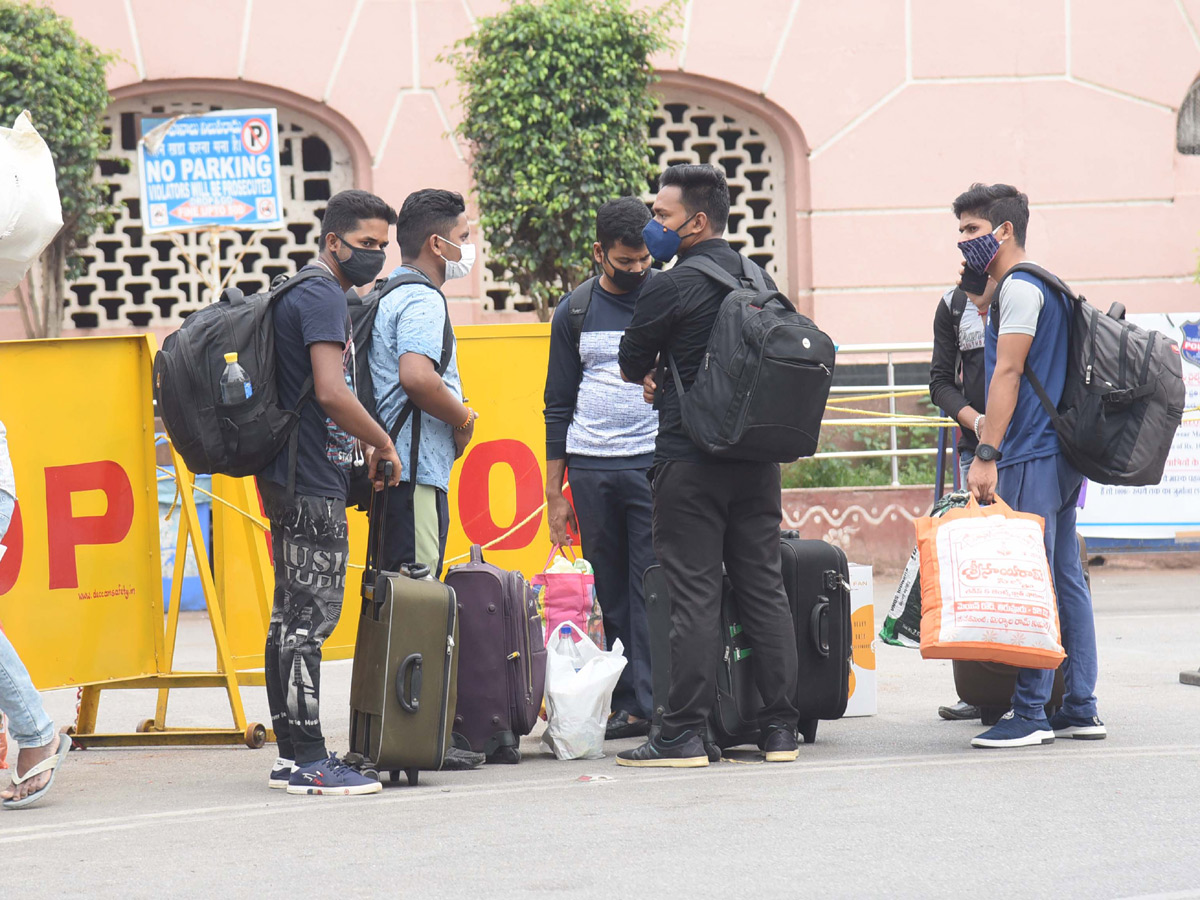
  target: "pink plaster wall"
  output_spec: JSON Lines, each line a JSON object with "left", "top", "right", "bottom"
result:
{"left": 14, "top": 0, "right": 1200, "bottom": 342}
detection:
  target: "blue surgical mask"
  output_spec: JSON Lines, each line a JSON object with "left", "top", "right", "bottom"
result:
{"left": 957, "top": 227, "right": 1003, "bottom": 273}
{"left": 642, "top": 213, "right": 697, "bottom": 263}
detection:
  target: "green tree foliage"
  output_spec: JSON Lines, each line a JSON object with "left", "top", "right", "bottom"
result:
{"left": 448, "top": 0, "right": 678, "bottom": 320}
{"left": 0, "top": 0, "right": 113, "bottom": 336}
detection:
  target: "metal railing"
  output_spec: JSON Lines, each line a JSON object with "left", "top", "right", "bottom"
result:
{"left": 813, "top": 341, "right": 940, "bottom": 487}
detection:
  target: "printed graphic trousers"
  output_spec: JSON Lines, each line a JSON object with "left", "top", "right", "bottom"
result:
{"left": 259, "top": 481, "right": 349, "bottom": 765}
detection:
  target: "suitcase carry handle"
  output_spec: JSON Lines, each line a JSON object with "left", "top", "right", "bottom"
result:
{"left": 396, "top": 652, "right": 423, "bottom": 713}
{"left": 810, "top": 600, "right": 830, "bottom": 657}
{"left": 469, "top": 544, "right": 484, "bottom": 564}
{"left": 362, "top": 461, "right": 394, "bottom": 608}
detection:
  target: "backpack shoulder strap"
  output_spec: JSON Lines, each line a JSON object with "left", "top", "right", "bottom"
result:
{"left": 267, "top": 266, "right": 334, "bottom": 305}
{"left": 738, "top": 255, "right": 768, "bottom": 292}
{"left": 678, "top": 255, "right": 744, "bottom": 292}
{"left": 566, "top": 277, "right": 598, "bottom": 353}
{"left": 992, "top": 263, "right": 1072, "bottom": 428}
{"left": 384, "top": 278, "right": 455, "bottom": 445}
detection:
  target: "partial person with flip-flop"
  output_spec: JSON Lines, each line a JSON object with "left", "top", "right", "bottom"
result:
{"left": 0, "top": 417, "right": 70, "bottom": 809}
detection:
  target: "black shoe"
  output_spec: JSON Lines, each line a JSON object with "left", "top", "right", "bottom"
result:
{"left": 938, "top": 700, "right": 981, "bottom": 721}
{"left": 760, "top": 726, "right": 799, "bottom": 762}
{"left": 442, "top": 746, "right": 486, "bottom": 770}
{"left": 616, "top": 730, "right": 709, "bottom": 768}
{"left": 606, "top": 710, "right": 652, "bottom": 741}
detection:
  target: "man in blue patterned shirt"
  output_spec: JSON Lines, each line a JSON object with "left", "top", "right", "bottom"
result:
{"left": 369, "top": 189, "right": 478, "bottom": 578}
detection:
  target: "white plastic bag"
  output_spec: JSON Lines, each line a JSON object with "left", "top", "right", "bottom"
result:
{"left": 0, "top": 111, "right": 64, "bottom": 297}
{"left": 542, "top": 621, "right": 626, "bottom": 760}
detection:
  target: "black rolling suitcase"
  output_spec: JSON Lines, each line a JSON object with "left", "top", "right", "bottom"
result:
{"left": 348, "top": 463, "right": 459, "bottom": 786}
{"left": 644, "top": 535, "right": 853, "bottom": 749}
{"left": 780, "top": 534, "right": 852, "bottom": 744}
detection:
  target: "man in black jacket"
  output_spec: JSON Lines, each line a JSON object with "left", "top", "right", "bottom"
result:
{"left": 928, "top": 284, "right": 987, "bottom": 721}
{"left": 616, "top": 164, "right": 800, "bottom": 768}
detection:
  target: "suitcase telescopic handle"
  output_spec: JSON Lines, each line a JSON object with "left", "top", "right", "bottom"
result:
{"left": 396, "top": 653, "right": 423, "bottom": 713}
{"left": 810, "top": 599, "right": 830, "bottom": 657}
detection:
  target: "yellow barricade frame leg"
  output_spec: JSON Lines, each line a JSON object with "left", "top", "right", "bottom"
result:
{"left": 68, "top": 445, "right": 272, "bottom": 750}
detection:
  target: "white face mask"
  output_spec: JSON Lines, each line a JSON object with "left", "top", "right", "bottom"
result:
{"left": 438, "top": 236, "right": 476, "bottom": 281}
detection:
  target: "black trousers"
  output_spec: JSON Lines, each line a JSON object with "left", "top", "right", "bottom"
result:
{"left": 653, "top": 460, "right": 799, "bottom": 738}
{"left": 259, "top": 481, "right": 349, "bottom": 765}
{"left": 568, "top": 464, "right": 656, "bottom": 720}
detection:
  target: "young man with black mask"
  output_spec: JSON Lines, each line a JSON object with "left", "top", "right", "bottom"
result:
{"left": 543, "top": 196, "right": 658, "bottom": 741}
{"left": 258, "top": 188, "right": 403, "bottom": 796}
{"left": 928, "top": 283, "right": 988, "bottom": 722}
{"left": 616, "top": 164, "right": 800, "bottom": 767}
{"left": 369, "top": 189, "right": 477, "bottom": 579}
{"left": 954, "top": 183, "right": 1103, "bottom": 749}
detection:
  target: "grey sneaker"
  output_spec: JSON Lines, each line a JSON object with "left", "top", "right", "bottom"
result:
{"left": 442, "top": 746, "right": 486, "bottom": 770}
{"left": 1049, "top": 710, "right": 1107, "bottom": 740}
{"left": 938, "top": 700, "right": 981, "bottom": 721}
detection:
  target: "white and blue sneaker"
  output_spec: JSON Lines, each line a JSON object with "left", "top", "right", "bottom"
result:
{"left": 287, "top": 754, "right": 382, "bottom": 796}
{"left": 1049, "top": 710, "right": 1107, "bottom": 740}
{"left": 268, "top": 757, "right": 295, "bottom": 789}
{"left": 970, "top": 711, "right": 1056, "bottom": 748}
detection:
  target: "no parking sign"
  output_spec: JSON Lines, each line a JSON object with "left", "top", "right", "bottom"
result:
{"left": 137, "top": 107, "right": 285, "bottom": 234}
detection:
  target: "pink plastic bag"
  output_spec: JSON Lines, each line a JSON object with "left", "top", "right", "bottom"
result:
{"left": 532, "top": 544, "right": 604, "bottom": 649}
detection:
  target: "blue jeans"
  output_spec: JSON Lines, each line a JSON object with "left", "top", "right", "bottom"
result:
{"left": 957, "top": 447, "right": 975, "bottom": 490}
{"left": 0, "top": 491, "right": 56, "bottom": 747}
{"left": 997, "top": 455, "right": 1099, "bottom": 720}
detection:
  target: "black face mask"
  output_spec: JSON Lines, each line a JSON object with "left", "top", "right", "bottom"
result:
{"left": 332, "top": 234, "right": 386, "bottom": 287}
{"left": 605, "top": 251, "right": 648, "bottom": 293}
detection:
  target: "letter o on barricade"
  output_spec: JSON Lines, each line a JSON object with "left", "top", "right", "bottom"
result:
{"left": 457, "top": 440, "right": 543, "bottom": 550}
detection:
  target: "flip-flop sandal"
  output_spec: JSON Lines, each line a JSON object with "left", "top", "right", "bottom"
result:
{"left": 2, "top": 733, "right": 71, "bottom": 810}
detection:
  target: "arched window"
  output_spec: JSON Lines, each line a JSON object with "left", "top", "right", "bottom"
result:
{"left": 70, "top": 92, "right": 354, "bottom": 330}
{"left": 647, "top": 96, "right": 787, "bottom": 291}
{"left": 1177, "top": 78, "right": 1200, "bottom": 154}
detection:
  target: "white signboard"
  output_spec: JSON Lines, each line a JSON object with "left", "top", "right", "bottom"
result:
{"left": 1077, "top": 313, "right": 1200, "bottom": 541}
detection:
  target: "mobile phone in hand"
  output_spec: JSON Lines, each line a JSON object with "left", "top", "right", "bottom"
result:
{"left": 960, "top": 265, "right": 989, "bottom": 295}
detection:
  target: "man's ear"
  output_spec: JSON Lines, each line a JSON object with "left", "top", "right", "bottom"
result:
{"left": 592, "top": 242, "right": 604, "bottom": 267}
{"left": 691, "top": 211, "right": 708, "bottom": 236}
{"left": 997, "top": 220, "right": 1015, "bottom": 243}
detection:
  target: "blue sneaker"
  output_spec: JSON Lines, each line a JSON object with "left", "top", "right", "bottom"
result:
{"left": 268, "top": 757, "right": 294, "bottom": 790}
{"left": 287, "top": 755, "right": 382, "bottom": 796}
{"left": 1049, "top": 710, "right": 1107, "bottom": 740}
{"left": 970, "top": 711, "right": 1055, "bottom": 748}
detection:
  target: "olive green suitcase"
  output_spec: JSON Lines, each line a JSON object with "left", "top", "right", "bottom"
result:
{"left": 349, "top": 464, "right": 459, "bottom": 786}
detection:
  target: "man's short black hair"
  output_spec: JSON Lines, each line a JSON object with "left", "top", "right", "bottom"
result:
{"left": 395, "top": 189, "right": 468, "bottom": 258}
{"left": 658, "top": 164, "right": 730, "bottom": 233}
{"left": 319, "top": 189, "right": 397, "bottom": 245}
{"left": 596, "top": 196, "right": 651, "bottom": 251}
{"left": 952, "top": 183, "right": 1030, "bottom": 247}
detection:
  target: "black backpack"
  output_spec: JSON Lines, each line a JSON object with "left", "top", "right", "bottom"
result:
{"left": 994, "top": 262, "right": 1185, "bottom": 486}
{"left": 345, "top": 270, "right": 454, "bottom": 511}
{"left": 153, "top": 267, "right": 333, "bottom": 487}
{"left": 667, "top": 256, "right": 836, "bottom": 463}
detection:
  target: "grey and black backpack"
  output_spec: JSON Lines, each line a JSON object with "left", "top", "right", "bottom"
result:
{"left": 994, "top": 262, "right": 1185, "bottom": 486}
{"left": 668, "top": 256, "right": 836, "bottom": 463}
{"left": 153, "top": 268, "right": 333, "bottom": 489}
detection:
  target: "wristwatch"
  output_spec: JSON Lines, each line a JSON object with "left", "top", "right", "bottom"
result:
{"left": 976, "top": 443, "right": 1003, "bottom": 463}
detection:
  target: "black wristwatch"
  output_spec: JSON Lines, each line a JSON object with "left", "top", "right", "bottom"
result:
{"left": 976, "top": 443, "right": 1003, "bottom": 462}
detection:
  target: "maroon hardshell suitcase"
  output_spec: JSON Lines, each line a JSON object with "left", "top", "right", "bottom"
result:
{"left": 443, "top": 545, "right": 546, "bottom": 763}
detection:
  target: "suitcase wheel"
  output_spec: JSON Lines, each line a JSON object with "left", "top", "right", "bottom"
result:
{"left": 243, "top": 723, "right": 266, "bottom": 749}
{"left": 390, "top": 770, "right": 401, "bottom": 784}
{"left": 800, "top": 719, "right": 818, "bottom": 745}
{"left": 405, "top": 768, "right": 419, "bottom": 786}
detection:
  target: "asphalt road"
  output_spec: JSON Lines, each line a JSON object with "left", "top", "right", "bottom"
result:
{"left": 3, "top": 566, "right": 1198, "bottom": 899}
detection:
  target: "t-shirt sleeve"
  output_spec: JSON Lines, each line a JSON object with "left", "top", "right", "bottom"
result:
{"left": 997, "top": 276, "right": 1044, "bottom": 337}
{"left": 389, "top": 285, "right": 447, "bottom": 364}
{"left": 296, "top": 280, "right": 350, "bottom": 347}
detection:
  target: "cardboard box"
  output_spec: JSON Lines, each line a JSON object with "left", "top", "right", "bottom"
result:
{"left": 845, "top": 563, "right": 877, "bottom": 717}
